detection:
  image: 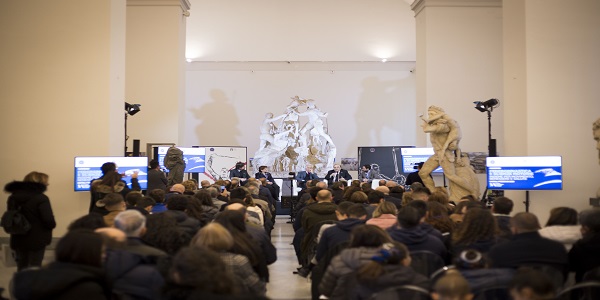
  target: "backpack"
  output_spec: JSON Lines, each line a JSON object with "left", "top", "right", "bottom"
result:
{"left": 1, "top": 206, "right": 31, "bottom": 235}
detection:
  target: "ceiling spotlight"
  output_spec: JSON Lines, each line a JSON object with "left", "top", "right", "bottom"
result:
{"left": 381, "top": 58, "right": 388, "bottom": 63}
{"left": 125, "top": 102, "right": 141, "bottom": 116}
{"left": 473, "top": 98, "right": 500, "bottom": 112}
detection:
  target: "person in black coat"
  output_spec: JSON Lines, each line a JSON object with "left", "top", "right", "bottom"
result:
{"left": 12, "top": 229, "right": 110, "bottom": 300}
{"left": 90, "top": 162, "right": 140, "bottom": 213}
{"left": 229, "top": 162, "right": 250, "bottom": 184}
{"left": 254, "top": 166, "right": 280, "bottom": 201}
{"left": 147, "top": 159, "right": 168, "bottom": 192}
{"left": 4, "top": 172, "right": 56, "bottom": 271}
{"left": 324, "top": 164, "right": 352, "bottom": 186}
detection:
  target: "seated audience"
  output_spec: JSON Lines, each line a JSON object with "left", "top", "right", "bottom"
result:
{"left": 538, "top": 207, "right": 581, "bottom": 251}
{"left": 569, "top": 208, "right": 600, "bottom": 282}
{"left": 148, "top": 189, "right": 167, "bottom": 214}
{"left": 487, "top": 212, "right": 568, "bottom": 277}
{"left": 316, "top": 204, "right": 367, "bottom": 262}
{"left": 425, "top": 201, "right": 455, "bottom": 238}
{"left": 68, "top": 214, "right": 106, "bottom": 231}
{"left": 142, "top": 213, "right": 192, "bottom": 256}
{"left": 431, "top": 270, "right": 473, "bottom": 300}
{"left": 192, "top": 223, "right": 266, "bottom": 296}
{"left": 125, "top": 191, "right": 143, "bottom": 209}
{"left": 509, "top": 268, "right": 556, "bottom": 300}
{"left": 366, "top": 201, "right": 398, "bottom": 230}
{"left": 387, "top": 206, "right": 447, "bottom": 260}
{"left": 450, "top": 207, "right": 501, "bottom": 259}
{"left": 164, "top": 195, "right": 201, "bottom": 236}
{"left": 134, "top": 196, "right": 156, "bottom": 215}
{"left": 12, "top": 229, "right": 110, "bottom": 300}
{"left": 319, "top": 225, "right": 393, "bottom": 298}
{"left": 101, "top": 193, "right": 127, "bottom": 227}
{"left": 114, "top": 210, "right": 168, "bottom": 258}
{"left": 491, "top": 196, "right": 514, "bottom": 239}
{"left": 455, "top": 249, "right": 515, "bottom": 295}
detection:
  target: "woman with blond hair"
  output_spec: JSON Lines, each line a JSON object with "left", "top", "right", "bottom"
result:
{"left": 192, "top": 223, "right": 266, "bottom": 296}
{"left": 4, "top": 171, "right": 56, "bottom": 271}
{"left": 366, "top": 202, "right": 398, "bottom": 230}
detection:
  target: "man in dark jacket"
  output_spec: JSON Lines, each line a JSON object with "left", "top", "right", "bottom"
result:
{"left": 569, "top": 209, "right": 600, "bottom": 282}
{"left": 491, "top": 196, "right": 513, "bottom": 239}
{"left": 387, "top": 206, "right": 447, "bottom": 259}
{"left": 316, "top": 204, "right": 367, "bottom": 262}
{"left": 488, "top": 212, "right": 568, "bottom": 277}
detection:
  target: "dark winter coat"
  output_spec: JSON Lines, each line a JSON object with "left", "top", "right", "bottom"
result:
{"left": 387, "top": 225, "right": 447, "bottom": 259}
{"left": 569, "top": 232, "right": 600, "bottom": 282}
{"left": 4, "top": 181, "right": 56, "bottom": 251}
{"left": 104, "top": 249, "right": 164, "bottom": 299}
{"left": 12, "top": 262, "right": 109, "bottom": 300}
{"left": 316, "top": 218, "right": 366, "bottom": 261}
{"left": 319, "top": 247, "right": 430, "bottom": 300}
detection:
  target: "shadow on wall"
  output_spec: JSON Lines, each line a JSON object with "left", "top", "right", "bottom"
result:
{"left": 190, "top": 89, "right": 240, "bottom": 146}
{"left": 347, "top": 75, "right": 414, "bottom": 155}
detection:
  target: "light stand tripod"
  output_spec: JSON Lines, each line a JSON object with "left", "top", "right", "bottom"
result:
{"left": 474, "top": 99, "right": 499, "bottom": 205}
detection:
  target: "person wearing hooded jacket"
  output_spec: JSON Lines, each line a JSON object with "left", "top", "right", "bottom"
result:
{"left": 89, "top": 162, "right": 140, "bottom": 213}
{"left": 387, "top": 206, "right": 447, "bottom": 259}
{"left": 4, "top": 171, "right": 56, "bottom": 271}
{"left": 319, "top": 225, "right": 430, "bottom": 300}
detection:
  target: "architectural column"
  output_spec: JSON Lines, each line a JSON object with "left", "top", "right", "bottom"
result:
{"left": 502, "top": 0, "right": 600, "bottom": 219}
{"left": 126, "top": 0, "right": 191, "bottom": 152}
{"left": 0, "top": 0, "right": 126, "bottom": 234}
{"left": 411, "top": 0, "right": 503, "bottom": 154}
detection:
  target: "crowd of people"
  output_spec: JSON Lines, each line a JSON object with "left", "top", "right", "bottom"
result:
{"left": 4, "top": 163, "right": 600, "bottom": 299}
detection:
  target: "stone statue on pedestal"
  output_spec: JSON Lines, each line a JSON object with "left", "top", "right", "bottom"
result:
{"left": 419, "top": 105, "right": 479, "bottom": 201}
{"left": 253, "top": 96, "right": 336, "bottom": 178}
{"left": 164, "top": 146, "right": 185, "bottom": 186}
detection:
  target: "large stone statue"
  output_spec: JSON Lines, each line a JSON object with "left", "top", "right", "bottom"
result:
{"left": 419, "top": 105, "right": 479, "bottom": 200}
{"left": 594, "top": 118, "right": 600, "bottom": 197}
{"left": 253, "top": 96, "right": 336, "bottom": 177}
{"left": 164, "top": 146, "right": 186, "bottom": 186}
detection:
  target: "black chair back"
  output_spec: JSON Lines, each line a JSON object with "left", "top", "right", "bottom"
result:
{"left": 369, "top": 285, "right": 431, "bottom": 300}
{"left": 410, "top": 250, "right": 446, "bottom": 277}
{"left": 473, "top": 285, "right": 512, "bottom": 300}
{"left": 556, "top": 281, "right": 600, "bottom": 300}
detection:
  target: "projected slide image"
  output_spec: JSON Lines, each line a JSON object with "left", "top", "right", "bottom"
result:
{"left": 203, "top": 147, "right": 247, "bottom": 182}
{"left": 157, "top": 147, "right": 206, "bottom": 173}
{"left": 486, "top": 156, "right": 562, "bottom": 190}
{"left": 75, "top": 157, "right": 148, "bottom": 191}
{"left": 400, "top": 147, "right": 443, "bottom": 174}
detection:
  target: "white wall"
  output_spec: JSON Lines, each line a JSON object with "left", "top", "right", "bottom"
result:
{"left": 503, "top": 0, "right": 600, "bottom": 223}
{"left": 185, "top": 0, "right": 416, "bottom": 61}
{"left": 183, "top": 64, "right": 417, "bottom": 161}
{"left": 0, "top": 0, "right": 126, "bottom": 237}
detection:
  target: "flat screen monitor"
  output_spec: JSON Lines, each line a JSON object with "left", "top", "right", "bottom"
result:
{"left": 74, "top": 156, "right": 148, "bottom": 191}
{"left": 400, "top": 147, "right": 443, "bottom": 174}
{"left": 486, "top": 156, "right": 563, "bottom": 190}
{"left": 157, "top": 147, "right": 206, "bottom": 173}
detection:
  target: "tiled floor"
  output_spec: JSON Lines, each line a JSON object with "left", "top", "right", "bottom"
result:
{"left": 0, "top": 216, "right": 312, "bottom": 300}
{"left": 266, "top": 216, "right": 312, "bottom": 300}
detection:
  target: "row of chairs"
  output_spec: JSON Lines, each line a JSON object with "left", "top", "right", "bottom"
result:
{"left": 369, "top": 281, "right": 600, "bottom": 300}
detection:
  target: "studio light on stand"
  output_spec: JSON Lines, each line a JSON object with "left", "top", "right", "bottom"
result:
{"left": 474, "top": 98, "right": 500, "bottom": 204}
{"left": 288, "top": 172, "right": 296, "bottom": 223}
{"left": 124, "top": 102, "right": 141, "bottom": 156}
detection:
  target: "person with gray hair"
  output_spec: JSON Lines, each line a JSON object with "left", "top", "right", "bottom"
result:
{"left": 207, "top": 186, "right": 227, "bottom": 210}
{"left": 114, "top": 210, "right": 166, "bottom": 258}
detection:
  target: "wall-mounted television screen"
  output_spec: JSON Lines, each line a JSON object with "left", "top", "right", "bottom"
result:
{"left": 486, "top": 156, "right": 563, "bottom": 190}
{"left": 157, "top": 147, "right": 206, "bottom": 173}
{"left": 74, "top": 156, "right": 148, "bottom": 191}
{"left": 400, "top": 147, "right": 443, "bottom": 174}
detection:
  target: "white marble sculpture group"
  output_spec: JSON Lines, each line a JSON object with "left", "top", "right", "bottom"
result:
{"left": 253, "top": 96, "right": 336, "bottom": 178}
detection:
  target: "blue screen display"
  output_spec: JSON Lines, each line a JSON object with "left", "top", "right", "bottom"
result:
{"left": 74, "top": 157, "right": 148, "bottom": 191}
{"left": 486, "top": 156, "right": 562, "bottom": 190}
{"left": 157, "top": 147, "right": 206, "bottom": 173}
{"left": 400, "top": 147, "right": 443, "bottom": 174}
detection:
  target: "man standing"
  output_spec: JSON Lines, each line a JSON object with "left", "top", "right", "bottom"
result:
{"left": 255, "top": 165, "right": 280, "bottom": 201}
{"left": 405, "top": 162, "right": 426, "bottom": 187}
{"left": 324, "top": 164, "right": 352, "bottom": 186}
{"left": 146, "top": 159, "right": 167, "bottom": 192}
{"left": 296, "top": 164, "right": 319, "bottom": 189}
